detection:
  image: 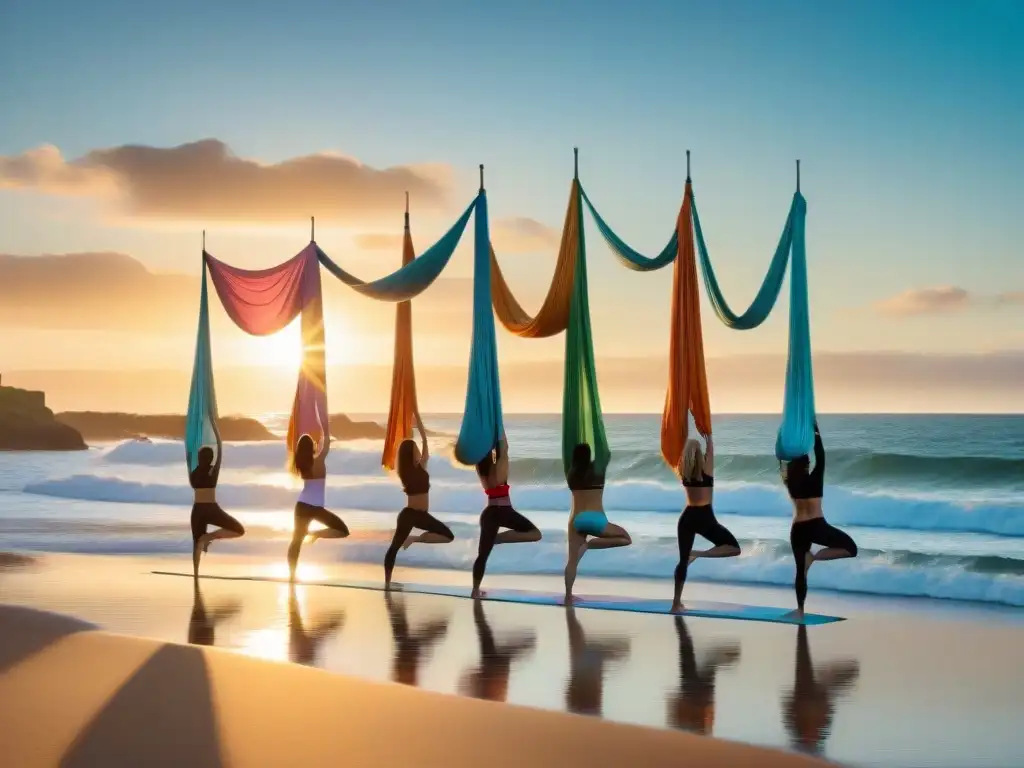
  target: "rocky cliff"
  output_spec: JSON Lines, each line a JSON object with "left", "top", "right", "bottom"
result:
{"left": 0, "top": 385, "right": 88, "bottom": 451}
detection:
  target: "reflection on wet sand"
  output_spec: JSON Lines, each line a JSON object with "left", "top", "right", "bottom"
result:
{"left": 386, "top": 591, "right": 450, "bottom": 687}
{"left": 187, "top": 580, "right": 241, "bottom": 647}
{"left": 287, "top": 584, "right": 344, "bottom": 666}
{"left": 459, "top": 599, "right": 536, "bottom": 702}
{"left": 667, "top": 615, "right": 741, "bottom": 736}
{"left": 0, "top": 552, "right": 37, "bottom": 573}
{"left": 564, "top": 605, "right": 631, "bottom": 717}
{"left": 782, "top": 625, "right": 860, "bottom": 756}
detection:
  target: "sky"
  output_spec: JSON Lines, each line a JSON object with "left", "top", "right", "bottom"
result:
{"left": 1, "top": 0, "right": 1022, "bottom": 413}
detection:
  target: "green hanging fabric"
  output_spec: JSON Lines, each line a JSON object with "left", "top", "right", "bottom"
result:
{"left": 561, "top": 182, "right": 610, "bottom": 479}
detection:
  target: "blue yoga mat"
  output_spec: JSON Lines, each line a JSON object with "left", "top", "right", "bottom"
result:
{"left": 153, "top": 571, "right": 844, "bottom": 626}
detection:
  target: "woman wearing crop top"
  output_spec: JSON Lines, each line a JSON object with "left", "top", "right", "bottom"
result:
{"left": 671, "top": 436, "right": 741, "bottom": 612}
{"left": 189, "top": 443, "right": 245, "bottom": 577}
{"left": 287, "top": 433, "right": 350, "bottom": 580}
{"left": 564, "top": 443, "right": 632, "bottom": 602}
{"left": 472, "top": 433, "right": 542, "bottom": 597}
{"left": 781, "top": 421, "right": 858, "bottom": 618}
{"left": 384, "top": 414, "right": 455, "bottom": 588}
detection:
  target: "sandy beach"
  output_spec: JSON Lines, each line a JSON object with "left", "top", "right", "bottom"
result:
{"left": 2, "top": 551, "right": 1022, "bottom": 767}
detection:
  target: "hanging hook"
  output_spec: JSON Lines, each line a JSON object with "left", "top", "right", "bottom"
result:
{"left": 202, "top": 229, "right": 206, "bottom": 253}
{"left": 479, "top": 164, "right": 485, "bottom": 192}
{"left": 796, "top": 159, "right": 801, "bottom": 193}
{"left": 574, "top": 147, "right": 579, "bottom": 180}
{"left": 686, "top": 149, "right": 691, "bottom": 183}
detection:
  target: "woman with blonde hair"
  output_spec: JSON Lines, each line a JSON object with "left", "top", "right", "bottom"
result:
{"left": 286, "top": 433, "right": 350, "bottom": 580}
{"left": 671, "top": 435, "right": 740, "bottom": 612}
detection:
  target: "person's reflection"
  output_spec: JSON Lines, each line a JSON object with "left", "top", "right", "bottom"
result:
{"left": 666, "top": 615, "right": 740, "bottom": 735}
{"left": 564, "top": 605, "right": 630, "bottom": 717}
{"left": 385, "top": 591, "right": 450, "bottom": 687}
{"left": 187, "top": 579, "right": 241, "bottom": 647}
{"left": 459, "top": 600, "right": 536, "bottom": 702}
{"left": 782, "top": 625, "right": 860, "bottom": 755}
{"left": 287, "top": 584, "right": 344, "bottom": 666}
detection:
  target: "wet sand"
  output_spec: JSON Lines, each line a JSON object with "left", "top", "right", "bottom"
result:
{"left": 2, "top": 551, "right": 1022, "bottom": 767}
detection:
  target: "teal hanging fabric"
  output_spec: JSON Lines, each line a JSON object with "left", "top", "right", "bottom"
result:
{"left": 317, "top": 200, "right": 475, "bottom": 302}
{"left": 692, "top": 194, "right": 795, "bottom": 330}
{"left": 453, "top": 191, "right": 505, "bottom": 465}
{"left": 185, "top": 257, "right": 221, "bottom": 473}
{"left": 775, "top": 193, "right": 815, "bottom": 461}
{"left": 562, "top": 182, "right": 611, "bottom": 478}
{"left": 580, "top": 185, "right": 678, "bottom": 272}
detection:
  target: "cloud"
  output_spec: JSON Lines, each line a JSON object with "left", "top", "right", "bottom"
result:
{"left": 0, "top": 140, "right": 452, "bottom": 225}
{"left": 874, "top": 286, "right": 971, "bottom": 316}
{"left": 354, "top": 217, "right": 559, "bottom": 254}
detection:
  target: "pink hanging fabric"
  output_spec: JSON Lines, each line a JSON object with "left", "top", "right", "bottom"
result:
{"left": 205, "top": 244, "right": 329, "bottom": 462}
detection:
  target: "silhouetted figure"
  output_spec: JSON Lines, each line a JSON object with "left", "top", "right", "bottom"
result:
{"left": 189, "top": 443, "right": 245, "bottom": 576}
{"left": 781, "top": 421, "right": 858, "bottom": 619}
{"left": 564, "top": 443, "right": 632, "bottom": 602}
{"left": 666, "top": 615, "right": 740, "bottom": 735}
{"left": 287, "top": 584, "right": 344, "bottom": 666}
{"left": 672, "top": 436, "right": 741, "bottom": 611}
{"left": 384, "top": 417, "right": 454, "bottom": 589}
{"left": 782, "top": 625, "right": 860, "bottom": 755}
{"left": 287, "top": 433, "right": 349, "bottom": 580}
{"left": 385, "top": 591, "right": 450, "bottom": 687}
{"left": 459, "top": 599, "right": 536, "bottom": 702}
{"left": 564, "top": 605, "right": 630, "bottom": 717}
{"left": 187, "top": 581, "right": 241, "bottom": 647}
{"left": 472, "top": 433, "right": 542, "bottom": 597}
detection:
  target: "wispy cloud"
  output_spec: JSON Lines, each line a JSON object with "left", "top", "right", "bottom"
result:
{"left": 354, "top": 216, "right": 560, "bottom": 255}
{"left": 0, "top": 140, "right": 452, "bottom": 226}
{"left": 874, "top": 285, "right": 1024, "bottom": 316}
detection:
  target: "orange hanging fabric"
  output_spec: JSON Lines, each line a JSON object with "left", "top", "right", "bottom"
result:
{"left": 489, "top": 179, "right": 580, "bottom": 338}
{"left": 381, "top": 204, "right": 421, "bottom": 470}
{"left": 661, "top": 181, "right": 712, "bottom": 470}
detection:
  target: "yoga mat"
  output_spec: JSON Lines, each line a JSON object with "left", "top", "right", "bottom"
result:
{"left": 153, "top": 571, "right": 844, "bottom": 626}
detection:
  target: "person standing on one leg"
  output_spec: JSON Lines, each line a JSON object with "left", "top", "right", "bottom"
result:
{"left": 671, "top": 435, "right": 740, "bottom": 612}
{"left": 384, "top": 413, "right": 454, "bottom": 589}
{"left": 189, "top": 443, "right": 245, "bottom": 577}
{"left": 287, "top": 434, "right": 350, "bottom": 581}
{"left": 781, "top": 421, "right": 858, "bottom": 619}
{"left": 472, "top": 433, "right": 541, "bottom": 598}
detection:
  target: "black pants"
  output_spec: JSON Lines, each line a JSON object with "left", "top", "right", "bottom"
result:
{"left": 472, "top": 505, "right": 538, "bottom": 587}
{"left": 384, "top": 507, "right": 455, "bottom": 582}
{"left": 190, "top": 502, "right": 245, "bottom": 544}
{"left": 790, "top": 517, "right": 858, "bottom": 610}
{"left": 287, "top": 502, "right": 349, "bottom": 570}
{"left": 674, "top": 505, "right": 739, "bottom": 595}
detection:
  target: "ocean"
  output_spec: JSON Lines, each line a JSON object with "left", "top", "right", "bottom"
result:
{"left": 2, "top": 414, "right": 1023, "bottom": 608}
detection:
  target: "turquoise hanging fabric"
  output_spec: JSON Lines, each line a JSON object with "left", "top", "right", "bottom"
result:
{"left": 580, "top": 185, "right": 678, "bottom": 272}
{"left": 453, "top": 191, "right": 505, "bottom": 465}
{"left": 692, "top": 194, "right": 795, "bottom": 330}
{"left": 774, "top": 193, "right": 815, "bottom": 461}
{"left": 317, "top": 200, "right": 475, "bottom": 302}
{"left": 185, "top": 257, "right": 221, "bottom": 473}
{"left": 562, "top": 182, "right": 611, "bottom": 478}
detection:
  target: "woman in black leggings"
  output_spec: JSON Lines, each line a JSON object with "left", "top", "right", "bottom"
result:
{"left": 671, "top": 435, "right": 740, "bottom": 612}
{"left": 472, "top": 433, "right": 541, "bottom": 598}
{"left": 781, "top": 421, "right": 858, "bottom": 619}
{"left": 287, "top": 434, "right": 350, "bottom": 580}
{"left": 189, "top": 442, "right": 245, "bottom": 577}
{"left": 384, "top": 414, "right": 454, "bottom": 588}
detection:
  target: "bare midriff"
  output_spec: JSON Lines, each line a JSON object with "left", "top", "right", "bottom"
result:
{"left": 569, "top": 488, "right": 604, "bottom": 526}
{"left": 406, "top": 492, "right": 429, "bottom": 512}
{"left": 684, "top": 487, "right": 712, "bottom": 507}
{"left": 193, "top": 488, "right": 216, "bottom": 504}
{"left": 792, "top": 498, "right": 824, "bottom": 523}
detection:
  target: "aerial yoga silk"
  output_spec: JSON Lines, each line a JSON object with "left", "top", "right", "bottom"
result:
{"left": 380, "top": 205, "right": 421, "bottom": 470}
{"left": 561, "top": 179, "right": 611, "bottom": 478}
{"left": 185, "top": 257, "right": 221, "bottom": 473}
{"left": 581, "top": 179, "right": 712, "bottom": 471}
{"left": 315, "top": 190, "right": 501, "bottom": 466}
{"left": 203, "top": 245, "right": 329, "bottom": 468}
{"left": 692, "top": 189, "right": 814, "bottom": 460}
{"left": 489, "top": 179, "right": 581, "bottom": 338}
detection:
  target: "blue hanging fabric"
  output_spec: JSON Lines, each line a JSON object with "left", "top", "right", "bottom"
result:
{"left": 579, "top": 185, "right": 678, "bottom": 272}
{"left": 692, "top": 195, "right": 795, "bottom": 330}
{"left": 316, "top": 200, "right": 475, "bottom": 302}
{"left": 454, "top": 191, "right": 505, "bottom": 465}
{"left": 185, "top": 256, "right": 221, "bottom": 473}
{"left": 775, "top": 193, "right": 815, "bottom": 460}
